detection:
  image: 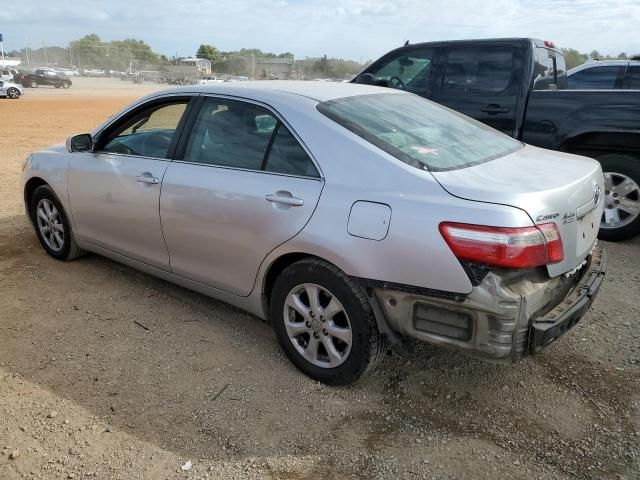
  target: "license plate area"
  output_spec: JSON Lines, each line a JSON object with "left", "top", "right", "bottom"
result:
{"left": 576, "top": 208, "right": 599, "bottom": 255}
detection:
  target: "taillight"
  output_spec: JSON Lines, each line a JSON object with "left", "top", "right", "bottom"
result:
{"left": 439, "top": 222, "right": 564, "bottom": 269}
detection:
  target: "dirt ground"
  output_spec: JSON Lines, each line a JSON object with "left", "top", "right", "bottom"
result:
{"left": 1, "top": 79, "right": 639, "bottom": 480}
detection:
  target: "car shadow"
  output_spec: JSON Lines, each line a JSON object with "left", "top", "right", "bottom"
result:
{"left": 1, "top": 213, "right": 638, "bottom": 479}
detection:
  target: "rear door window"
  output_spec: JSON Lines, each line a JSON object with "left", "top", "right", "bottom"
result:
{"left": 568, "top": 66, "right": 626, "bottom": 89}
{"left": 444, "top": 46, "right": 514, "bottom": 93}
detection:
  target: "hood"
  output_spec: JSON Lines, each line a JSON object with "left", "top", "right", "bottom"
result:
{"left": 431, "top": 145, "right": 604, "bottom": 277}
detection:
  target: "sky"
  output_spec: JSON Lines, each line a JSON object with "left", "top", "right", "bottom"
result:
{"left": 0, "top": 0, "right": 639, "bottom": 60}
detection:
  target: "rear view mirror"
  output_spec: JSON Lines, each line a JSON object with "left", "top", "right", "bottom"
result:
{"left": 354, "top": 73, "right": 376, "bottom": 85}
{"left": 66, "top": 133, "right": 93, "bottom": 153}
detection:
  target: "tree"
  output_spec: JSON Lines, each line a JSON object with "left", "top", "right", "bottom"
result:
{"left": 589, "top": 50, "right": 601, "bottom": 60}
{"left": 562, "top": 48, "right": 588, "bottom": 69}
{"left": 196, "top": 44, "right": 220, "bottom": 64}
{"left": 618, "top": 52, "right": 628, "bottom": 59}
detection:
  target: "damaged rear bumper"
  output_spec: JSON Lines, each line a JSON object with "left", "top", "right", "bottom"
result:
{"left": 370, "top": 245, "right": 606, "bottom": 362}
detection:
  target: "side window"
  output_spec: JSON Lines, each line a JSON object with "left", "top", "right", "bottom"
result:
{"left": 568, "top": 66, "right": 625, "bottom": 89}
{"left": 184, "top": 97, "right": 319, "bottom": 177}
{"left": 444, "top": 46, "right": 514, "bottom": 93}
{"left": 624, "top": 66, "right": 640, "bottom": 89}
{"left": 101, "top": 102, "right": 188, "bottom": 158}
{"left": 265, "top": 125, "right": 319, "bottom": 177}
{"left": 184, "top": 98, "right": 275, "bottom": 170}
{"left": 364, "top": 48, "right": 436, "bottom": 95}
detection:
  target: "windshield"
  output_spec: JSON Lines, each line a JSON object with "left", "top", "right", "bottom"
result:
{"left": 317, "top": 93, "right": 522, "bottom": 171}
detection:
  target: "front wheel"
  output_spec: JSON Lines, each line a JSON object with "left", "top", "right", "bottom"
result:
{"left": 29, "top": 185, "right": 85, "bottom": 261}
{"left": 597, "top": 154, "right": 640, "bottom": 241}
{"left": 30, "top": 80, "right": 38, "bottom": 88}
{"left": 62, "top": 82, "right": 70, "bottom": 89}
{"left": 270, "top": 258, "right": 386, "bottom": 385}
{"left": 6, "top": 87, "right": 20, "bottom": 99}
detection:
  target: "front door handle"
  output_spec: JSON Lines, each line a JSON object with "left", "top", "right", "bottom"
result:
{"left": 481, "top": 104, "right": 510, "bottom": 114}
{"left": 136, "top": 173, "right": 159, "bottom": 184}
{"left": 265, "top": 192, "right": 304, "bottom": 207}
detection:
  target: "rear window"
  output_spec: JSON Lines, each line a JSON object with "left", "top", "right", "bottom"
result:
{"left": 533, "top": 47, "right": 567, "bottom": 90}
{"left": 317, "top": 93, "right": 522, "bottom": 172}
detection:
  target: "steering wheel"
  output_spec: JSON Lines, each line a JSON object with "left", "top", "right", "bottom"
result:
{"left": 388, "top": 76, "right": 406, "bottom": 90}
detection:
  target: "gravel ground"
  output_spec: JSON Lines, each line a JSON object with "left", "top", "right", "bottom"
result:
{"left": 0, "top": 79, "right": 639, "bottom": 479}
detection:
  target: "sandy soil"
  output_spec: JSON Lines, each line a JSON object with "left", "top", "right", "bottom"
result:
{"left": 0, "top": 79, "right": 639, "bottom": 480}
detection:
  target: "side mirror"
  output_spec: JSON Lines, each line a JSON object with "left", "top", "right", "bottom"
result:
{"left": 354, "top": 73, "right": 376, "bottom": 85}
{"left": 66, "top": 134, "right": 93, "bottom": 153}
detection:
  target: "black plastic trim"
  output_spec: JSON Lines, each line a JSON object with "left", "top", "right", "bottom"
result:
{"left": 353, "top": 277, "right": 466, "bottom": 302}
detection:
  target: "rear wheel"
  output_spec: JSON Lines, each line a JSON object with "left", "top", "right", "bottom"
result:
{"left": 30, "top": 185, "right": 85, "bottom": 261}
{"left": 30, "top": 80, "right": 38, "bottom": 88}
{"left": 270, "top": 258, "right": 385, "bottom": 385}
{"left": 6, "top": 87, "right": 20, "bottom": 99}
{"left": 597, "top": 154, "right": 640, "bottom": 241}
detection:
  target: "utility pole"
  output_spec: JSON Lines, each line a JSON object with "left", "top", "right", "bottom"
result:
{"left": 25, "top": 39, "right": 30, "bottom": 66}
{"left": 42, "top": 41, "right": 49, "bottom": 66}
{"left": 0, "top": 33, "right": 5, "bottom": 67}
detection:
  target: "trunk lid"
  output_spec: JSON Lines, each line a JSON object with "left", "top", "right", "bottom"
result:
{"left": 431, "top": 144, "right": 604, "bottom": 277}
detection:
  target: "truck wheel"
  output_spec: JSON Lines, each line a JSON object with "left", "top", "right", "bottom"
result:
{"left": 6, "top": 87, "right": 20, "bottom": 99}
{"left": 30, "top": 80, "right": 38, "bottom": 88}
{"left": 62, "top": 82, "right": 70, "bottom": 89}
{"left": 597, "top": 154, "right": 640, "bottom": 241}
{"left": 270, "top": 258, "right": 386, "bottom": 385}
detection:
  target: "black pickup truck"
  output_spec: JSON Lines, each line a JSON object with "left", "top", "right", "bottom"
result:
{"left": 355, "top": 38, "right": 640, "bottom": 241}
{"left": 16, "top": 69, "right": 72, "bottom": 89}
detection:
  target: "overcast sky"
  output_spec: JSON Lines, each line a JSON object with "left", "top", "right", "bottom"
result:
{"left": 1, "top": 0, "right": 638, "bottom": 60}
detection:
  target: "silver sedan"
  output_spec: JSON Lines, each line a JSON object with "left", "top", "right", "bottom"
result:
{"left": 0, "top": 80, "right": 23, "bottom": 99}
{"left": 22, "top": 82, "right": 606, "bottom": 384}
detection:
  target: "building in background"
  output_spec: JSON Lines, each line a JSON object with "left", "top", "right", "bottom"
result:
{"left": 256, "top": 58, "right": 293, "bottom": 80}
{"left": 179, "top": 57, "right": 211, "bottom": 74}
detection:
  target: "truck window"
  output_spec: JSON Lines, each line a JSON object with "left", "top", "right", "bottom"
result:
{"left": 624, "top": 66, "right": 640, "bottom": 89}
{"left": 362, "top": 48, "right": 436, "bottom": 95}
{"left": 533, "top": 47, "right": 567, "bottom": 90}
{"left": 568, "top": 66, "right": 626, "bottom": 89}
{"left": 443, "top": 46, "right": 514, "bottom": 93}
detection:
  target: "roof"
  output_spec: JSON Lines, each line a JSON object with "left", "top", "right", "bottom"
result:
{"left": 159, "top": 80, "right": 400, "bottom": 102}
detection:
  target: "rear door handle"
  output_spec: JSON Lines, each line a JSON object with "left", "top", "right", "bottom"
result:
{"left": 481, "top": 104, "right": 510, "bottom": 114}
{"left": 136, "top": 173, "right": 159, "bottom": 184}
{"left": 265, "top": 192, "right": 304, "bottom": 207}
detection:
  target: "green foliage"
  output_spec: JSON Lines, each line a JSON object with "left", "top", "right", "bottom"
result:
{"left": 562, "top": 48, "right": 589, "bottom": 70}
{"left": 196, "top": 44, "right": 220, "bottom": 63}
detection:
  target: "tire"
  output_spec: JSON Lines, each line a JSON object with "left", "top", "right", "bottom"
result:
{"left": 270, "top": 258, "right": 386, "bottom": 385}
{"left": 62, "top": 82, "right": 70, "bottom": 89}
{"left": 29, "top": 185, "right": 85, "bottom": 261}
{"left": 30, "top": 80, "right": 38, "bottom": 88}
{"left": 596, "top": 154, "right": 640, "bottom": 241}
{"left": 6, "top": 87, "right": 20, "bottom": 99}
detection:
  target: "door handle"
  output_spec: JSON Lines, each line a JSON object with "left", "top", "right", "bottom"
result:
{"left": 481, "top": 104, "right": 510, "bottom": 114}
{"left": 136, "top": 173, "right": 159, "bottom": 184}
{"left": 265, "top": 193, "right": 304, "bottom": 207}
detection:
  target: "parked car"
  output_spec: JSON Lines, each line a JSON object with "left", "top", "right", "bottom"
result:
{"left": 0, "top": 80, "right": 23, "bottom": 99}
{"left": 355, "top": 38, "right": 640, "bottom": 241}
{"left": 1, "top": 68, "right": 18, "bottom": 82}
{"left": 17, "top": 69, "right": 72, "bottom": 89}
{"left": 196, "top": 75, "right": 224, "bottom": 84}
{"left": 22, "top": 82, "right": 605, "bottom": 384}
{"left": 567, "top": 59, "right": 640, "bottom": 89}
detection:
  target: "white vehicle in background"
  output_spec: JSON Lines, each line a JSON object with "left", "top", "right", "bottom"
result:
{"left": 0, "top": 80, "right": 23, "bottom": 99}
{"left": 196, "top": 75, "right": 224, "bottom": 84}
{"left": 1, "top": 68, "right": 18, "bottom": 82}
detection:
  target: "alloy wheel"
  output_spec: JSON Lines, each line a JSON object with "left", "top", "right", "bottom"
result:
{"left": 283, "top": 283, "right": 352, "bottom": 368}
{"left": 601, "top": 171, "right": 640, "bottom": 229}
{"left": 36, "top": 198, "right": 65, "bottom": 252}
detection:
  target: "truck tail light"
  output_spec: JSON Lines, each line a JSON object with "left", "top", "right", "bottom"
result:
{"left": 439, "top": 222, "right": 564, "bottom": 269}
